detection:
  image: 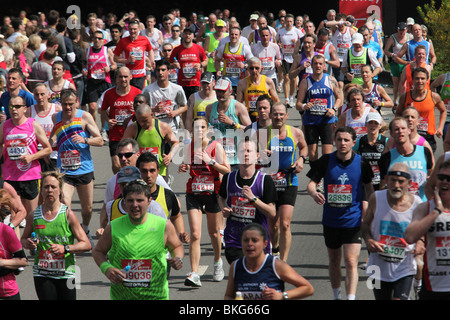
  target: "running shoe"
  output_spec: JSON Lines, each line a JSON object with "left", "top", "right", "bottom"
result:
{"left": 185, "top": 272, "right": 202, "bottom": 287}
{"left": 213, "top": 258, "right": 224, "bottom": 282}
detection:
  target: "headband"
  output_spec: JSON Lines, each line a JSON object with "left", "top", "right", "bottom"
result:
{"left": 387, "top": 170, "right": 411, "bottom": 179}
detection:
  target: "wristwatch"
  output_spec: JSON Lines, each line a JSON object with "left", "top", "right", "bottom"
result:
{"left": 283, "top": 291, "right": 289, "bottom": 300}
{"left": 209, "top": 159, "right": 216, "bottom": 166}
{"left": 64, "top": 245, "right": 71, "bottom": 254}
{"left": 250, "top": 197, "right": 258, "bottom": 204}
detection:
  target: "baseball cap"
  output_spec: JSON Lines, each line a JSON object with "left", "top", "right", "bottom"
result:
{"left": 397, "top": 22, "right": 407, "bottom": 29}
{"left": 201, "top": 72, "right": 215, "bottom": 83}
{"left": 216, "top": 19, "right": 226, "bottom": 27}
{"left": 366, "top": 112, "right": 382, "bottom": 124}
{"left": 406, "top": 17, "right": 415, "bottom": 25}
{"left": 352, "top": 33, "right": 364, "bottom": 44}
{"left": 250, "top": 14, "right": 259, "bottom": 21}
{"left": 117, "top": 166, "right": 142, "bottom": 184}
{"left": 214, "top": 77, "right": 231, "bottom": 91}
{"left": 197, "top": 14, "right": 205, "bottom": 23}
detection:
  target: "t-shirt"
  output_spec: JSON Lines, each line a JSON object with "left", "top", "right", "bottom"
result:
{"left": 0, "top": 223, "right": 22, "bottom": 297}
{"left": 101, "top": 86, "right": 142, "bottom": 141}
{"left": 113, "top": 36, "right": 152, "bottom": 78}
{"left": 169, "top": 43, "right": 207, "bottom": 87}
{"left": 0, "top": 90, "right": 36, "bottom": 119}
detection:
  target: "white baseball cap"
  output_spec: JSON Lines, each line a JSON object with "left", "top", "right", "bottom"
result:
{"left": 214, "top": 77, "right": 231, "bottom": 91}
{"left": 366, "top": 112, "right": 383, "bottom": 124}
{"left": 352, "top": 33, "right": 364, "bottom": 44}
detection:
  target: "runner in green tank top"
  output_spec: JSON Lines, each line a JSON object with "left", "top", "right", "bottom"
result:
{"left": 93, "top": 181, "right": 184, "bottom": 300}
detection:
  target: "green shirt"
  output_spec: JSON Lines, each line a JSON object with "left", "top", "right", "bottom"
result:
{"left": 348, "top": 48, "right": 369, "bottom": 85}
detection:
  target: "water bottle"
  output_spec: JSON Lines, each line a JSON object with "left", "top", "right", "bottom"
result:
{"left": 0, "top": 106, "right": 5, "bottom": 124}
{"left": 235, "top": 291, "right": 244, "bottom": 300}
{"left": 121, "top": 265, "right": 131, "bottom": 279}
{"left": 30, "top": 232, "right": 38, "bottom": 256}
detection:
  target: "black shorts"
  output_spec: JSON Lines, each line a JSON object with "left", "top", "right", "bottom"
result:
{"left": 276, "top": 185, "right": 297, "bottom": 208}
{"left": 5, "top": 179, "right": 39, "bottom": 200}
{"left": 130, "top": 76, "right": 146, "bottom": 90}
{"left": 304, "top": 123, "right": 334, "bottom": 145}
{"left": 225, "top": 247, "right": 244, "bottom": 265}
{"left": 108, "top": 140, "right": 120, "bottom": 157}
{"left": 186, "top": 193, "right": 221, "bottom": 213}
{"left": 39, "top": 158, "right": 57, "bottom": 172}
{"left": 323, "top": 225, "right": 362, "bottom": 249}
{"left": 86, "top": 79, "right": 112, "bottom": 103}
{"left": 332, "top": 64, "right": 345, "bottom": 82}
{"left": 63, "top": 172, "right": 95, "bottom": 187}
{"left": 372, "top": 275, "right": 413, "bottom": 300}
{"left": 281, "top": 60, "right": 293, "bottom": 74}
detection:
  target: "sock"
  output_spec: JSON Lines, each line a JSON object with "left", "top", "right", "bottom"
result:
{"left": 347, "top": 294, "right": 356, "bottom": 300}
{"left": 332, "top": 287, "right": 341, "bottom": 300}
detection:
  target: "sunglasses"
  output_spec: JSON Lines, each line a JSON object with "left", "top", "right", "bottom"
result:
{"left": 249, "top": 66, "right": 260, "bottom": 70}
{"left": 117, "top": 152, "right": 136, "bottom": 158}
{"left": 438, "top": 174, "right": 450, "bottom": 182}
{"left": 9, "top": 104, "right": 25, "bottom": 109}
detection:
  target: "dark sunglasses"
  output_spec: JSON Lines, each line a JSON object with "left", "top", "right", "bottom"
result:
{"left": 117, "top": 152, "right": 136, "bottom": 158}
{"left": 437, "top": 174, "right": 450, "bottom": 182}
{"left": 9, "top": 104, "right": 25, "bottom": 109}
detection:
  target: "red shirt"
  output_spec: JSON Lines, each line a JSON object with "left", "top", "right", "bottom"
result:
{"left": 113, "top": 35, "right": 152, "bottom": 78}
{"left": 101, "top": 86, "right": 142, "bottom": 141}
{"left": 169, "top": 43, "right": 207, "bottom": 87}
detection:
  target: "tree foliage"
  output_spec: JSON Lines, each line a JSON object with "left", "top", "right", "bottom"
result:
{"left": 417, "top": 0, "right": 450, "bottom": 76}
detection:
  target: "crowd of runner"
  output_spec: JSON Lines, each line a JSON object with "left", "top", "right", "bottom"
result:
{"left": 0, "top": 6, "right": 449, "bottom": 301}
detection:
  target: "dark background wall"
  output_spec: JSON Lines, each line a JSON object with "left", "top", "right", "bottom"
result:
{"left": 2, "top": 0, "right": 438, "bottom": 35}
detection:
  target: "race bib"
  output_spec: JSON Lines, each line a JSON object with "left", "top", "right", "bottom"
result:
{"left": 183, "top": 63, "right": 197, "bottom": 78}
{"left": 435, "top": 236, "right": 450, "bottom": 266}
{"left": 192, "top": 175, "right": 215, "bottom": 193}
{"left": 6, "top": 134, "right": 28, "bottom": 160}
{"left": 309, "top": 98, "right": 328, "bottom": 116}
{"left": 140, "top": 147, "right": 159, "bottom": 160}
{"left": 152, "top": 100, "right": 173, "bottom": 119}
{"left": 231, "top": 196, "right": 256, "bottom": 221}
{"left": 121, "top": 259, "right": 152, "bottom": 288}
{"left": 271, "top": 171, "right": 287, "bottom": 191}
{"left": 377, "top": 235, "right": 407, "bottom": 262}
{"left": 327, "top": 184, "right": 352, "bottom": 207}
{"left": 61, "top": 150, "right": 81, "bottom": 170}
{"left": 37, "top": 250, "right": 65, "bottom": 277}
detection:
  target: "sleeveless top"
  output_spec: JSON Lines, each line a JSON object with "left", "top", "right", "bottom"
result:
{"left": 135, "top": 119, "right": 166, "bottom": 176}
{"left": 324, "top": 152, "right": 364, "bottom": 228}
{"left": 233, "top": 254, "right": 284, "bottom": 300}
{"left": 345, "top": 105, "right": 372, "bottom": 139}
{"left": 405, "top": 62, "right": 430, "bottom": 92}
{"left": 404, "top": 89, "right": 436, "bottom": 136}
{"left": 46, "top": 80, "right": 71, "bottom": 105}
{"left": 348, "top": 48, "right": 369, "bottom": 85}
{"left": 30, "top": 103, "right": 59, "bottom": 159}
{"left": 332, "top": 26, "right": 352, "bottom": 62}
{"left": 367, "top": 190, "right": 420, "bottom": 282}
{"left": 364, "top": 83, "right": 383, "bottom": 108}
{"left": 267, "top": 125, "right": 298, "bottom": 189}
{"left": 355, "top": 134, "right": 387, "bottom": 189}
{"left": 303, "top": 73, "right": 335, "bottom": 125}
{"left": 2, "top": 118, "right": 41, "bottom": 181}
{"left": 224, "top": 170, "right": 270, "bottom": 252}
{"left": 315, "top": 42, "right": 332, "bottom": 74}
{"left": 32, "top": 204, "right": 76, "bottom": 280}
{"left": 87, "top": 45, "right": 111, "bottom": 83}
{"left": 244, "top": 75, "right": 270, "bottom": 121}
{"left": 54, "top": 109, "right": 94, "bottom": 175}
{"left": 223, "top": 42, "right": 246, "bottom": 86}
{"left": 406, "top": 39, "right": 431, "bottom": 63}
{"left": 441, "top": 73, "right": 450, "bottom": 122}
{"left": 109, "top": 214, "right": 168, "bottom": 300}
{"left": 297, "top": 51, "right": 318, "bottom": 81}
{"left": 193, "top": 91, "right": 217, "bottom": 118}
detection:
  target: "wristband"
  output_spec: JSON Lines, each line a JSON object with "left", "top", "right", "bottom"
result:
{"left": 100, "top": 261, "right": 112, "bottom": 275}
{"left": 434, "top": 207, "right": 442, "bottom": 215}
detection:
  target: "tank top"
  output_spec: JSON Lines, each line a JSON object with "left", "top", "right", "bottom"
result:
{"left": 441, "top": 73, "right": 450, "bottom": 122}
{"left": 32, "top": 204, "right": 76, "bottom": 280}
{"left": 406, "top": 39, "right": 431, "bottom": 63}
{"left": 30, "top": 103, "right": 59, "bottom": 159}
{"left": 209, "top": 100, "right": 240, "bottom": 165}
{"left": 267, "top": 125, "right": 298, "bottom": 189}
{"left": 233, "top": 254, "right": 284, "bottom": 300}
{"left": 405, "top": 63, "right": 431, "bottom": 92}
{"left": 223, "top": 42, "right": 246, "bottom": 86}
{"left": 392, "top": 33, "right": 410, "bottom": 58}
{"left": 303, "top": 73, "right": 334, "bottom": 125}
{"left": 355, "top": 134, "right": 387, "bottom": 188}
{"left": 315, "top": 42, "right": 332, "bottom": 74}
{"left": 345, "top": 105, "right": 372, "bottom": 139}
{"left": 297, "top": 51, "right": 318, "bottom": 81}
{"left": 332, "top": 26, "right": 352, "bottom": 62}
{"left": 389, "top": 145, "right": 428, "bottom": 201}
{"left": 109, "top": 214, "right": 168, "bottom": 300}
{"left": 367, "top": 190, "right": 420, "bottom": 282}
{"left": 54, "top": 109, "right": 94, "bottom": 175}
{"left": 193, "top": 91, "right": 217, "bottom": 118}
{"left": 206, "top": 33, "right": 227, "bottom": 72}
{"left": 348, "top": 48, "right": 369, "bottom": 85}
{"left": 224, "top": 170, "right": 270, "bottom": 252}
{"left": 244, "top": 75, "right": 270, "bottom": 121}
{"left": 422, "top": 199, "right": 450, "bottom": 292}
{"left": 2, "top": 118, "right": 41, "bottom": 181}
{"left": 46, "top": 80, "right": 71, "bottom": 105}
{"left": 404, "top": 89, "right": 436, "bottom": 135}
{"left": 324, "top": 152, "right": 364, "bottom": 228}
{"left": 87, "top": 45, "right": 111, "bottom": 83}
{"left": 135, "top": 119, "right": 166, "bottom": 176}
{"left": 187, "top": 140, "right": 221, "bottom": 195}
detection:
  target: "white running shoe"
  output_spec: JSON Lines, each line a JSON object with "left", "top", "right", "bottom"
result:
{"left": 213, "top": 258, "right": 224, "bottom": 282}
{"left": 184, "top": 272, "right": 202, "bottom": 287}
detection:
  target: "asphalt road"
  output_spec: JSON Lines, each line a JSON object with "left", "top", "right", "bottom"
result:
{"left": 14, "top": 82, "right": 443, "bottom": 304}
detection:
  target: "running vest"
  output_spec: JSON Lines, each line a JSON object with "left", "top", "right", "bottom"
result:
{"left": 355, "top": 134, "right": 387, "bottom": 189}
{"left": 222, "top": 42, "right": 246, "bottom": 86}
{"left": 389, "top": 145, "right": 428, "bottom": 201}
{"left": 209, "top": 100, "right": 240, "bottom": 165}
{"left": 323, "top": 152, "right": 364, "bottom": 228}
{"left": 348, "top": 48, "right": 369, "bottom": 85}
{"left": 303, "top": 73, "right": 335, "bottom": 125}
{"left": 332, "top": 26, "right": 352, "bottom": 62}
{"left": 404, "top": 89, "right": 436, "bottom": 136}
{"left": 193, "top": 91, "right": 217, "bottom": 118}
{"left": 345, "top": 105, "right": 372, "bottom": 139}
{"left": 54, "top": 109, "right": 94, "bottom": 175}
{"left": 87, "top": 45, "right": 111, "bottom": 83}
{"left": 187, "top": 140, "right": 221, "bottom": 195}
{"left": 267, "top": 125, "right": 298, "bottom": 189}
{"left": 233, "top": 254, "right": 284, "bottom": 300}
{"left": 2, "top": 117, "right": 41, "bottom": 181}
{"left": 405, "top": 63, "right": 430, "bottom": 92}
{"left": 224, "top": 170, "right": 270, "bottom": 252}
{"left": 297, "top": 52, "right": 318, "bottom": 80}
{"left": 441, "top": 73, "right": 450, "bottom": 122}
{"left": 135, "top": 119, "right": 166, "bottom": 176}
{"left": 30, "top": 103, "right": 59, "bottom": 159}
{"left": 206, "top": 33, "right": 227, "bottom": 72}
{"left": 46, "top": 80, "right": 71, "bottom": 105}
{"left": 244, "top": 75, "right": 270, "bottom": 121}
{"left": 364, "top": 83, "right": 382, "bottom": 108}
{"left": 32, "top": 204, "right": 76, "bottom": 280}
{"left": 315, "top": 42, "right": 332, "bottom": 74}
{"left": 422, "top": 199, "right": 450, "bottom": 292}
{"left": 109, "top": 214, "right": 168, "bottom": 300}
{"left": 406, "top": 39, "right": 431, "bottom": 63}
{"left": 367, "top": 190, "right": 420, "bottom": 282}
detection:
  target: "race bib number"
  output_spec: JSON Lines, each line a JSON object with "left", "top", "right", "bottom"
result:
{"left": 260, "top": 57, "right": 274, "bottom": 71}
{"left": 337, "top": 42, "right": 350, "bottom": 60}
{"left": 61, "top": 150, "right": 81, "bottom": 170}
{"left": 417, "top": 117, "right": 429, "bottom": 134}
{"left": 140, "top": 147, "right": 159, "bottom": 160}
{"left": 152, "top": 100, "right": 173, "bottom": 119}
{"left": 327, "top": 184, "right": 352, "bottom": 207}
{"left": 183, "top": 63, "right": 197, "bottom": 78}
{"left": 350, "top": 63, "right": 363, "bottom": 77}
{"left": 121, "top": 259, "right": 152, "bottom": 288}
{"left": 192, "top": 175, "right": 215, "bottom": 193}
{"left": 309, "top": 98, "right": 328, "bottom": 116}
{"left": 92, "top": 68, "right": 106, "bottom": 80}
{"left": 271, "top": 171, "right": 287, "bottom": 191}
{"left": 130, "top": 47, "right": 144, "bottom": 60}
{"left": 435, "top": 236, "right": 450, "bottom": 266}
{"left": 282, "top": 44, "right": 295, "bottom": 56}
{"left": 222, "top": 138, "right": 236, "bottom": 157}
{"left": 37, "top": 250, "right": 65, "bottom": 277}
{"left": 115, "top": 109, "right": 132, "bottom": 125}
{"left": 377, "top": 235, "right": 407, "bottom": 262}
{"left": 6, "top": 134, "right": 28, "bottom": 160}
{"left": 231, "top": 196, "right": 256, "bottom": 221}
